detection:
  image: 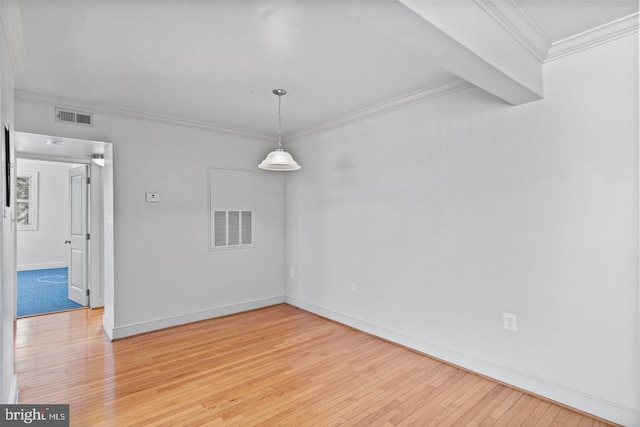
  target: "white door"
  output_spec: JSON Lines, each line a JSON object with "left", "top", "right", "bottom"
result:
{"left": 68, "top": 165, "right": 89, "bottom": 306}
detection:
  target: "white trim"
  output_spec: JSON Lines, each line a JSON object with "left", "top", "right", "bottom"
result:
{"left": 102, "top": 315, "right": 114, "bottom": 342}
{"left": 107, "top": 296, "right": 285, "bottom": 340}
{"left": 14, "top": 90, "right": 275, "bottom": 143}
{"left": 17, "top": 262, "right": 67, "bottom": 271}
{"left": 0, "top": 0, "right": 25, "bottom": 74}
{"left": 7, "top": 374, "right": 18, "bottom": 404}
{"left": 287, "top": 78, "right": 474, "bottom": 142}
{"left": 474, "top": 0, "right": 550, "bottom": 62}
{"left": 285, "top": 296, "right": 640, "bottom": 427}
{"left": 546, "top": 12, "right": 639, "bottom": 63}
{"left": 17, "top": 79, "right": 473, "bottom": 147}
{"left": 472, "top": 2, "right": 638, "bottom": 65}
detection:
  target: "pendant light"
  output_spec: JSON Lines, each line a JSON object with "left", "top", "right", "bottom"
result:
{"left": 258, "top": 89, "right": 301, "bottom": 171}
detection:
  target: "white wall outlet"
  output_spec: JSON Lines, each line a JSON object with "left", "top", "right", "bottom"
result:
{"left": 503, "top": 312, "right": 518, "bottom": 332}
{"left": 146, "top": 192, "right": 160, "bottom": 203}
{"left": 350, "top": 282, "right": 357, "bottom": 293}
{"left": 289, "top": 268, "right": 295, "bottom": 278}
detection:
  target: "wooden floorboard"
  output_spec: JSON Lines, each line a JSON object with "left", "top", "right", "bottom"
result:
{"left": 15, "top": 304, "right": 615, "bottom": 426}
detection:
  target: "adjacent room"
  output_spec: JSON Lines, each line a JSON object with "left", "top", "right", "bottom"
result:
{"left": 15, "top": 158, "right": 87, "bottom": 318}
{"left": 0, "top": 0, "right": 638, "bottom": 425}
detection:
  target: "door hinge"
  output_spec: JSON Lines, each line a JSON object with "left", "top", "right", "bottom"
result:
{"left": 87, "top": 233, "right": 90, "bottom": 240}
{"left": 86, "top": 289, "right": 90, "bottom": 296}
{"left": 87, "top": 177, "right": 91, "bottom": 185}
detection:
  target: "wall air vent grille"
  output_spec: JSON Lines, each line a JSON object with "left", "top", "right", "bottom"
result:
{"left": 55, "top": 107, "right": 93, "bottom": 126}
{"left": 76, "top": 113, "right": 92, "bottom": 125}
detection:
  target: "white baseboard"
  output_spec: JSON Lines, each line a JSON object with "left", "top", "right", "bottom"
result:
{"left": 102, "top": 315, "right": 114, "bottom": 342}
{"left": 17, "top": 262, "right": 67, "bottom": 271}
{"left": 7, "top": 374, "right": 18, "bottom": 404}
{"left": 285, "top": 296, "right": 640, "bottom": 427}
{"left": 107, "top": 296, "right": 285, "bottom": 340}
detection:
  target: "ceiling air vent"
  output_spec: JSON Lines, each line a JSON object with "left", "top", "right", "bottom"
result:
{"left": 55, "top": 107, "right": 93, "bottom": 126}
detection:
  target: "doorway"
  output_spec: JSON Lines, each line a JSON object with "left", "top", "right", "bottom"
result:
{"left": 14, "top": 132, "right": 114, "bottom": 324}
{"left": 16, "top": 158, "right": 87, "bottom": 317}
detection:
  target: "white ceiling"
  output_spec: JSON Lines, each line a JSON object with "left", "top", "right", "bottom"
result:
{"left": 14, "top": 0, "right": 639, "bottom": 140}
{"left": 516, "top": 1, "right": 638, "bottom": 41}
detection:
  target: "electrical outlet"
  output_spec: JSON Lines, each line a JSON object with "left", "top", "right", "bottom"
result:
{"left": 289, "top": 268, "right": 295, "bottom": 278}
{"left": 503, "top": 312, "right": 517, "bottom": 332}
{"left": 350, "top": 283, "right": 357, "bottom": 293}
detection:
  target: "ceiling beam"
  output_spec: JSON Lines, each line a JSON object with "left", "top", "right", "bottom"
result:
{"left": 334, "top": 0, "right": 545, "bottom": 105}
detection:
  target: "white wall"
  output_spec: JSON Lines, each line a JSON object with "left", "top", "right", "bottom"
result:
{"left": 285, "top": 34, "right": 639, "bottom": 425}
{"left": 16, "top": 159, "right": 72, "bottom": 271}
{"left": 14, "top": 105, "right": 286, "bottom": 338}
{"left": 0, "top": 7, "right": 17, "bottom": 404}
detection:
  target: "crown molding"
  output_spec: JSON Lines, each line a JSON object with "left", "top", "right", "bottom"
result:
{"left": 287, "top": 77, "right": 474, "bottom": 142}
{"left": 0, "top": 0, "right": 26, "bottom": 74}
{"left": 17, "top": 80, "right": 473, "bottom": 146}
{"left": 546, "top": 12, "right": 639, "bottom": 63}
{"left": 474, "top": 0, "right": 551, "bottom": 62}
{"left": 14, "top": 89, "right": 275, "bottom": 142}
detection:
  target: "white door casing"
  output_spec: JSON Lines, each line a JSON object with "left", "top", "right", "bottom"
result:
{"left": 68, "top": 165, "right": 88, "bottom": 306}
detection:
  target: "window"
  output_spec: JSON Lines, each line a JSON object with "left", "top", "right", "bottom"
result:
{"left": 209, "top": 167, "right": 254, "bottom": 250}
{"left": 16, "top": 171, "right": 39, "bottom": 231}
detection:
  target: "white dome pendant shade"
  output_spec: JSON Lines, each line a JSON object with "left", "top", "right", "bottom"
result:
{"left": 259, "top": 148, "right": 301, "bottom": 171}
{"left": 258, "top": 89, "right": 301, "bottom": 171}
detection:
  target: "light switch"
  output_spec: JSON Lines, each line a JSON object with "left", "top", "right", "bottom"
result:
{"left": 146, "top": 193, "right": 160, "bottom": 203}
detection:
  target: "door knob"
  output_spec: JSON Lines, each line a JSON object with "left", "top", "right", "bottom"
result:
{"left": 64, "top": 240, "right": 71, "bottom": 244}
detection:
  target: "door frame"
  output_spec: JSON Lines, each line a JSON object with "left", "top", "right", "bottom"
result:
{"left": 14, "top": 132, "right": 114, "bottom": 315}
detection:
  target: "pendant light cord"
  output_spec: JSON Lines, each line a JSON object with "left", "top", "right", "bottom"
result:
{"left": 277, "top": 93, "right": 283, "bottom": 150}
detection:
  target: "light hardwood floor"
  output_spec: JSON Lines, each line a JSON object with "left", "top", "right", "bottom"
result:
{"left": 15, "top": 304, "right": 615, "bottom": 426}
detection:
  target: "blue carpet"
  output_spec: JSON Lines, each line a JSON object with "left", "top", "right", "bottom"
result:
{"left": 17, "top": 268, "right": 84, "bottom": 317}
